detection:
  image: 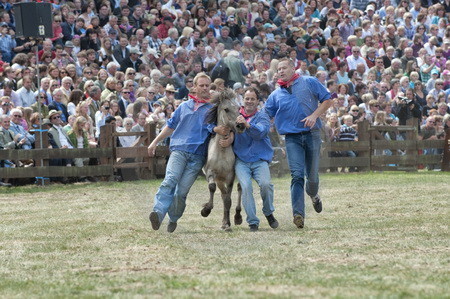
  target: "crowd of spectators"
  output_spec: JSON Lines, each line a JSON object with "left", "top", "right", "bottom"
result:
{"left": 1, "top": 0, "right": 450, "bottom": 185}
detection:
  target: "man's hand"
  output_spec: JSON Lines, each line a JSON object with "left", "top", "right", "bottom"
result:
{"left": 148, "top": 142, "right": 157, "bottom": 157}
{"left": 219, "top": 132, "right": 234, "bottom": 148}
{"left": 236, "top": 115, "right": 250, "bottom": 129}
{"left": 214, "top": 125, "right": 230, "bottom": 136}
{"left": 301, "top": 115, "right": 318, "bottom": 128}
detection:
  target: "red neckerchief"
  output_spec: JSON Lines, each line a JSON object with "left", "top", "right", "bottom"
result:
{"left": 240, "top": 106, "right": 257, "bottom": 121}
{"left": 188, "top": 94, "right": 209, "bottom": 103}
{"left": 277, "top": 73, "right": 300, "bottom": 88}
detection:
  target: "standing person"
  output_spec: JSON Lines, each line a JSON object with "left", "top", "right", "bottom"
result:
{"left": 233, "top": 87, "right": 278, "bottom": 232}
{"left": 147, "top": 73, "right": 227, "bottom": 233}
{"left": 265, "top": 58, "right": 332, "bottom": 229}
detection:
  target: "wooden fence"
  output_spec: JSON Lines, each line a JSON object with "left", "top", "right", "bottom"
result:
{"left": 319, "top": 120, "right": 449, "bottom": 172}
{"left": 1, "top": 120, "right": 449, "bottom": 182}
{"left": 0, "top": 123, "right": 169, "bottom": 181}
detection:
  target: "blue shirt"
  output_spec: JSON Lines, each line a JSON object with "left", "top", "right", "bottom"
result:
{"left": 167, "top": 99, "right": 213, "bottom": 156}
{"left": 233, "top": 110, "right": 273, "bottom": 163}
{"left": 265, "top": 76, "right": 331, "bottom": 135}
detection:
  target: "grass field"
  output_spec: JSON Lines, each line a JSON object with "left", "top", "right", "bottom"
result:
{"left": 1, "top": 172, "right": 449, "bottom": 297}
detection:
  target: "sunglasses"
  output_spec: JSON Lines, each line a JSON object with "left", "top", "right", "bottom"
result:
{"left": 129, "top": 72, "right": 136, "bottom": 75}
{"left": 2, "top": 103, "right": 10, "bottom": 106}
{"left": 148, "top": 91, "right": 155, "bottom": 94}
{"left": 352, "top": 110, "right": 359, "bottom": 112}
{"left": 123, "top": 91, "right": 130, "bottom": 94}
{"left": 84, "top": 71, "right": 92, "bottom": 74}
{"left": 13, "top": 115, "right": 22, "bottom": 118}
{"left": 52, "top": 115, "right": 61, "bottom": 119}
{"left": 104, "top": 106, "right": 110, "bottom": 109}
{"left": 39, "top": 96, "right": 47, "bottom": 99}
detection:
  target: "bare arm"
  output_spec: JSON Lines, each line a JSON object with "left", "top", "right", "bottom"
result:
{"left": 147, "top": 126, "right": 174, "bottom": 157}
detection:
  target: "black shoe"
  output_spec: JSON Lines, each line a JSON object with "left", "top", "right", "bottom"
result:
{"left": 249, "top": 224, "right": 259, "bottom": 232}
{"left": 265, "top": 214, "right": 279, "bottom": 229}
{"left": 293, "top": 214, "right": 304, "bottom": 229}
{"left": 149, "top": 212, "right": 161, "bottom": 231}
{"left": 167, "top": 222, "right": 177, "bottom": 233}
{"left": 311, "top": 195, "right": 322, "bottom": 213}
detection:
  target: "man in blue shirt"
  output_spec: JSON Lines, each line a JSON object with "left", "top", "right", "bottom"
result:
{"left": 148, "top": 73, "right": 228, "bottom": 233}
{"left": 265, "top": 58, "right": 332, "bottom": 229}
{"left": 232, "top": 87, "right": 278, "bottom": 232}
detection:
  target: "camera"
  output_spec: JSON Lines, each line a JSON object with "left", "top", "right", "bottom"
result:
{"left": 398, "top": 96, "right": 413, "bottom": 105}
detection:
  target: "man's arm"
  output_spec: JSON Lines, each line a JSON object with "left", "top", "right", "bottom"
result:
{"left": 302, "top": 99, "right": 332, "bottom": 128}
{"left": 147, "top": 126, "right": 174, "bottom": 157}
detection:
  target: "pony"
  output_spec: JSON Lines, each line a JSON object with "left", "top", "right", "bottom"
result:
{"left": 201, "top": 89, "right": 246, "bottom": 230}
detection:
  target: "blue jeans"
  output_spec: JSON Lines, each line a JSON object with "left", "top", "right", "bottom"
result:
{"left": 285, "top": 130, "right": 322, "bottom": 218}
{"left": 235, "top": 158, "right": 274, "bottom": 226}
{"left": 153, "top": 150, "right": 205, "bottom": 223}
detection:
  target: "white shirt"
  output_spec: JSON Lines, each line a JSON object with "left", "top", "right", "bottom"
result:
{"left": 17, "top": 87, "right": 36, "bottom": 107}
{"left": 346, "top": 55, "right": 369, "bottom": 72}
{"left": 56, "top": 125, "right": 73, "bottom": 149}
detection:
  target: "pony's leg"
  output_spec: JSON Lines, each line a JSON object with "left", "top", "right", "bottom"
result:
{"left": 201, "top": 176, "right": 215, "bottom": 217}
{"left": 220, "top": 181, "right": 232, "bottom": 231}
{"left": 234, "top": 182, "right": 243, "bottom": 225}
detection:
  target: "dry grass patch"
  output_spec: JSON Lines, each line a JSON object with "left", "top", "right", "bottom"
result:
{"left": 0, "top": 172, "right": 449, "bottom": 297}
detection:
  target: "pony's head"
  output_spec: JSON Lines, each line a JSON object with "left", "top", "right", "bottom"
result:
{"left": 205, "top": 89, "right": 246, "bottom": 134}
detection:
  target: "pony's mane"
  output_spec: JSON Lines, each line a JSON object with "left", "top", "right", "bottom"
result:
{"left": 204, "top": 89, "right": 236, "bottom": 124}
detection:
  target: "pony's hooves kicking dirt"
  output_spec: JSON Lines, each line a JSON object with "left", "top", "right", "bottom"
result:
{"left": 201, "top": 208, "right": 212, "bottom": 217}
{"left": 234, "top": 214, "right": 243, "bottom": 225}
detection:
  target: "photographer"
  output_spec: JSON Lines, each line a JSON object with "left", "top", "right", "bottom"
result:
{"left": 396, "top": 88, "right": 422, "bottom": 131}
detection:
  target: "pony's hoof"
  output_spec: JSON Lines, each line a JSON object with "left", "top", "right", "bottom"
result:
{"left": 201, "top": 207, "right": 211, "bottom": 217}
{"left": 234, "top": 214, "right": 243, "bottom": 225}
{"left": 221, "top": 225, "right": 232, "bottom": 232}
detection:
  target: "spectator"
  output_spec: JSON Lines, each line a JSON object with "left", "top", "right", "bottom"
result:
{"left": 8, "top": 108, "right": 35, "bottom": 149}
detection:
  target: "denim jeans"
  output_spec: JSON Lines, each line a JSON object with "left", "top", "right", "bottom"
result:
{"left": 285, "top": 130, "right": 322, "bottom": 218}
{"left": 153, "top": 150, "right": 205, "bottom": 223}
{"left": 235, "top": 158, "right": 275, "bottom": 226}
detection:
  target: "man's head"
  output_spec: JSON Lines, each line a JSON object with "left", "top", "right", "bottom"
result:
{"left": 22, "top": 76, "right": 33, "bottom": 90}
{"left": 49, "top": 110, "right": 62, "bottom": 126}
{"left": 138, "top": 112, "right": 146, "bottom": 126}
{"left": 10, "top": 108, "right": 23, "bottom": 125}
{"left": 277, "top": 58, "right": 296, "bottom": 82}
{"left": 52, "top": 88, "right": 64, "bottom": 103}
{"left": 89, "top": 86, "right": 102, "bottom": 101}
{"left": 352, "top": 46, "right": 361, "bottom": 58}
{"left": 0, "top": 114, "right": 10, "bottom": 130}
{"left": 193, "top": 73, "right": 211, "bottom": 100}
{"left": 243, "top": 87, "right": 259, "bottom": 113}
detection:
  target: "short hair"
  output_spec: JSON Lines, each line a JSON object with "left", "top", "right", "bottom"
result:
{"left": 278, "top": 57, "right": 295, "bottom": 68}
{"left": 89, "top": 86, "right": 101, "bottom": 96}
{"left": 193, "top": 72, "right": 211, "bottom": 85}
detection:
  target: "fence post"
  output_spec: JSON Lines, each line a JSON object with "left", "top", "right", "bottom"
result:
{"left": 358, "top": 120, "right": 370, "bottom": 171}
{"left": 146, "top": 123, "right": 157, "bottom": 179}
{"left": 34, "top": 129, "right": 49, "bottom": 167}
{"left": 99, "top": 124, "right": 114, "bottom": 180}
{"left": 442, "top": 128, "right": 450, "bottom": 171}
{"left": 406, "top": 117, "right": 418, "bottom": 171}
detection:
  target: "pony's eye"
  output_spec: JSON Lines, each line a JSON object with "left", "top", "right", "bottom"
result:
{"left": 224, "top": 108, "right": 229, "bottom": 113}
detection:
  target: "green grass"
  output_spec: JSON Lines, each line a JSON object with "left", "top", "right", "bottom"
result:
{"left": 1, "top": 172, "right": 449, "bottom": 297}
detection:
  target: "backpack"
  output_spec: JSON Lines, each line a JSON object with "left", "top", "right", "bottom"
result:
{"left": 210, "top": 59, "right": 230, "bottom": 83}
